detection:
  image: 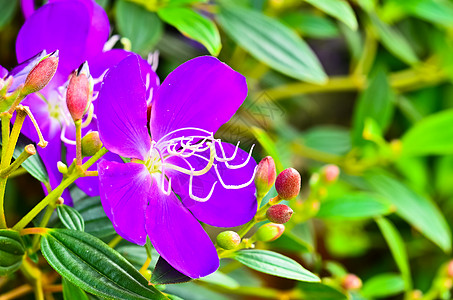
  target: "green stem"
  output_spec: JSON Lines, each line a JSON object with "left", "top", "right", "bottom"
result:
{"left": 75, "top": 119, "right": 82, "bottom": 166}
{"left": 13, "top": 147, "right": 108, "bottom": 231}
{"left": 0, "top": 145, "right": 35, "bottom": 178}
{"left": 31, "top": 202, "right": 58, "bottom": 251}
{"left": 108, "top": 235, "right": 123, "bottom": 248}
{"left": 9, "top": 167, "right": 28, "bottom": 178}
{"left": 0, "top": 113, "right": 11, "bottom": 228}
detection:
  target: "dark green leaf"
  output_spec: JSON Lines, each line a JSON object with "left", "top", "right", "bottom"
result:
{"left": 41, "top": 229, "right": 168, "bottom": 300}
{"left": 0, "top": 0, "right": 18, "bottom": 29}
{"left": 62, "top": 277, "right": 89, "bottom": 300}
{"left": 361, "top": 273, "right": 405, "bottom": 298}
{"left": 57, "top": 204, "right": 85, "bottom": 231}
{"left": 115, "top": 0, "right": 163, "bottom": 55}
{"left": 317, "top": 193, "right": 394, "bottom": 220}
{"left": 151, "top": 256, "right": 192, "bottom": 284}
{"left": 369, "top": 13, "right": 419, "bottom": 65}
{"left": 231, "top": 249, "right": 319, "bottom": 282}
{"left": 352, "top": 70, "right": 395, "bottom": 145}
{"left": 74, "top": 197, "right": 115, "bottom": 238}
{"left": 401, "top": 109, "right": 453, "bottom": 156}
{"left": 158, "top": 7, "right": 221, "bottom": 56}
{"left": 375, "top": 218, "right": 411, "bottom": 290}
{"left": 0, "top": 229, "right": 25, "bottom": 275}
{"left": 367, "top": 173, "right": 451, "bottom": 252}
{"left": 217, "top": 4, "right": 327, "bottom": 83}
{"left": 303, "top": 0, "right": 358, "bottom": 30}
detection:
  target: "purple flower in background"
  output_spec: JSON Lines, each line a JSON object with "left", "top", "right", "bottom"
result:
{"left": 97, "top": 54, "right": 257, "bottom": 278}
{"left": 15, "top": 0, "right": 158, "bottom": 202}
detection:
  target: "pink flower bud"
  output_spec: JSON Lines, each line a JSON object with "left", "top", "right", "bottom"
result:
{"left": 322, "top": 164, "right": 340, "bottom": 183}
{"left": 341, "top": 274, "right": 362, "bottom": 290}
{"left": 81, "top": 131, "right": 103, "bottom": 157}
{"left": 275, "top": 168, "right": 301, "bottom": 200}
{"left": 21, "top": 51, "right": 59, "bottom": 96}
{"left": 266, "top": 204, "right": 293, "bottom": 224}
{"left": 447, "top": 260, "right": 453, "bottom": 277}
{"left": 255, "top": 223, "right": 285, "bottom": 242}
{"left": 254, "top": 156, "right": 276, "bottom": 198}
{"left": 66, "top": 62, "right": 93, "bottom": 121}
{"left": 216, "top": 231, "right": 241, "bottom": 250}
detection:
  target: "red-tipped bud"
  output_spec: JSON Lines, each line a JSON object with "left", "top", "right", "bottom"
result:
{"left": 66, "top": 62, "right": 93, "bottom": 121}
{"left": 21, "top": 51, "right": 59, "bottom": 96}
{"left": 447, "top": 260, "right": 453, "bottom": 277}
{"left": 341, "top": 274, "right": 362, "bottom": 290}
{"left": 216, "top": 231, "right": 241, "bottom": 250}
{"left": 255, "top": 156, "right": 276, "bottom": 198}
{"left": 255, "top": 223, "right": 285, "bottom": 242}
{"left": 275, "top": 168, "right": 301, "bottom": 200}
{"left": 81, "top": 131, "right": 103, "bottom": 157}
{"left": 321, "top": 164, "right": 340, "bottom": 183}
{"left": 266, "top": 204, "right": 293, "bottom": 224}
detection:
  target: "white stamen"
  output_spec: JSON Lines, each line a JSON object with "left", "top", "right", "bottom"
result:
{"left": 103, "top": 35, "right": 120, "bottom": 52}
{"left": 188, "top": 168, "right": 217, "bottom": 202}
{"left": 214, "top": 164, "right": 257, "bottom": 190}
{"left": 60, "top": 125, "right": 76, "bottom": 145}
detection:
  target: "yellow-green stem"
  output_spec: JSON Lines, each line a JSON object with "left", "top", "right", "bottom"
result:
{"left": 31, "top": 200, "right": 59, "bottom": 251}
{"left": 0, "top": 113, "right": 11, "bottom": 228}
{"left": 108, "top": 235, "right": 123, "bottom": 248}
{"left": 75, "top": 119, "right": 82, "bottom": 165}
{"left": 0, "top": 147, "right": 34, "bottom": 178}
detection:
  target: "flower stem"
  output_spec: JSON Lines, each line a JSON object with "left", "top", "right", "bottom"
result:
{"left": 108, "top": 235, "right": 122, "bottom": 248}
{"left": 75, "top": 119, "right": 82, "bottom": 166}
{"left": 0, "top": 144, "right": 35, "bottom": 178}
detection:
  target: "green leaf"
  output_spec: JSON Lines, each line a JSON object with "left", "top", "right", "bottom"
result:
{"left": 0, "top": 229, "right": 25, "bottom": 275}
{"left": 74, "top": 196, "right": 115, "bottom": 238}
{"left": 369, "top": 13, "right": 419, "bottom": 65}
{"left": 62, "top": 277, "right": 89, "bottom": 300}
{"left": 158, "top": 7, "right": 221, "bottom": 56}
{"left": 231, "top": 249, "right": 320, "bottom": 282}
{"left": 250, "top": 127, "right": 284, "bottom": 172}
{"left": 395, "top": 0, "right": 453, "bottom": 28}
{"left": 57, "top": 205, "right": 85, "bottom": 231}
{"left": 281, "top": 12, "right": 339, "bottom": 39}
{"left": 198, "top": 270, "right": 239, "bottom": 289}
{"left": 367, "top": 173, "right": 451, "bottom": 252}
{"left": 303, "top": 126, "right": 351, "bottom": 155}
{"left": 115, "top": 0, "right": 163, "bottom": 56}
{"left": 41, "top": 229, "right": 168, "bottom": 300}
{"left": 352, "top": 70, "right": 395, "bottom": 145}
{"left": 298, "top": 282, "right": 347, "bottom": 300}
{"left": 0, "top": 0, "right": 18, "bottom": 29}
{"left": 317, "top": 193, "right": 394, "bottom": 220}
{"left": 303, "top": 0, "right": 358, "bottom": 30}
{"left": 401, "top": 109, "right": 453, "bottom": 156}
{"left": 361, "top": 273, "right": 405, "bottom": 298}
{"left": 217, "top": 4, "right": 327, "bottom": 83}
{"left": 375, "top": 217, "right": 411, "bottom": 290}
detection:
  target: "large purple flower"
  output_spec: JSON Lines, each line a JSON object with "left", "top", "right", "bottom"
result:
{"left": 14, "top": 0, "right": 157, "bottom": 201}
{"left": 97, "top": 54, "right": 257, "bottom": 278}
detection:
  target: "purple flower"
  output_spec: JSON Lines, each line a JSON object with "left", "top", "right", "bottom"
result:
{"left": 97, "top": 54, "right": 257, "bottom": 278}
{"left": 14, "top": 0, "right": 157, "bottom": 202}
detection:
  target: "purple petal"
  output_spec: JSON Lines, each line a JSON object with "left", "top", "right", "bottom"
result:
{"left": 170, "top": 142, "right": 257, "bottom": 227}
{"left": 146, "top": 174, "right": 219, "bottom": 278}
{"left": 0, "top": 65, "right": 7, "bottom": 79}
{"left": 9, "top": 50, "right": 47, "bottom": 91}
{"left": 16, "top": 1, "right": 91, "bottom": 75}
{"left": 98, "top": 160, "right": 151, "bottom": 245}
{"left": 97, "top": 54, "right": 151, "bottom": 160}
{"left": 20, "top": 0, "right": 35, "bottom": 18}
{"left": 150, "top": 56, "right": 247, "bottom": 142}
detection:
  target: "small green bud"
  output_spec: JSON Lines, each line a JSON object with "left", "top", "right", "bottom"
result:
{"left": 81, "top": 131, "right": 103, "bottom": 157}
{"left": 254, "top": 156, "right": 276, "bottom": 198}
{"left": 216, "top": 231, "right": 241, "bottom": 250}
{"left": 341, "top": 274, "right": 362, "bottom": 290}
{"left": 255, "top": 223, "right": 285, "bottom": 242}
{"left": 275, "top": 168, "right": 301, "bottom": 200}
{"left": 21, "top": 50, "right": 59, "bottom": 96}
{"left": 266, "top": 204, "right": 293, "bottom": 224}
{"left": 57, "top": 161, "right": 68, "bottom": 174}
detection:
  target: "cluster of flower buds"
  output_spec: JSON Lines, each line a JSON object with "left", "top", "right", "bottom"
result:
{"left": 216, "top": 231, "right": 241, "bottom": 250}
{"left": 66, "top": 62, "right": 93, "bottom": 122}
{"left": 255, "top": 223, "right": 285, "bottom": 242}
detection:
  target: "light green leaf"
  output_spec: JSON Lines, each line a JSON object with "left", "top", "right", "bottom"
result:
{"left": 251, "top": 127, "right": 284, "bottom": 172}
{"left": 304, "top": 0, "right": 358, "bottom": 30}
{"left": 158, "top": 7, "right": 221, "bottom": 56}
{"left": 401, "top": 109, "right": 453, "bottom": 156}
{"left": 361, "top": 273, "right": 405, "bottom": 298}
{"left": 115, "top": 0, "right": 163, "bottom": 56}
{"left": 62, "top": 277, "right": 89, "bottom": 300}
{"left": 217, "top": 4, "right": 327, "bottom": 83}
{"left": 317, "top": 193, "right": 394, "bottom": 220}
{"left": 369, "top": 13, "right": 419, "bottom": 65}
{"left": 198, "top": 270, "right": 239, "bottom": 289}
{"left": 281, "top": 12, "right": 339, "bottom": 38}
{"left": 41, "top": 229, "right": 168, "bottom": 300}
{"left": 303, "top": 126, "right": 351, "bottom": 155}
{"left": 375, "top": 217, "right": 411, "bottom": 290}
{"left": 298, "top": 282, "right": 347, "bottom": 300}
{"left": 57, "top": 205, "right": 85, "bottom": 231}
{"left": 0, "top": 0, "right": 18, "bottom": 29}
{"left": 367, "top": 173, "right": 451, "bottom": 252}
{"left": 395, "top": 0, "right": 453, "bottom": 27}
{"left": 231, "top": 249, "right": 320, "bottom": 282}
{"left": 352, "top": 70, "right": 395, "bottom": 145}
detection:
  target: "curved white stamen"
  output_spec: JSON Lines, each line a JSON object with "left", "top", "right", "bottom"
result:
{"left": 103, "top": 35, "right": 120, "bottom": 52}
{"left": 214, "top": 164, "right": 257, "bottom": 190}
{"left": 156, "top": 127, "right": 214, "bottom": 145}
{"left": 60, "top": 125, "right": 76, "bottom": 145}
{"left": 215, "top": 141, "right": 240, "bottom": 162}
{"left": 163, "top": 142, "right": 215, "bottom": 176}
{"left": 147, "top": 50, "right": 160, "bottom": 72}
{"left": 81, "top": 103, "right": 94, "bottom": 128}
{"left": 189, "top": 169, "right": 217, "bottom": 202}
{"left": 224, "top": 144, "right": 255, "bottom": 170}
{"left": 161, "top": 176, "right": 172, "bottom": 196}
